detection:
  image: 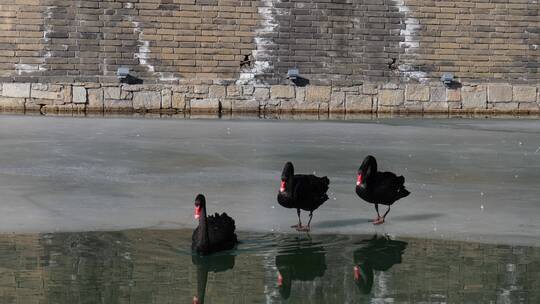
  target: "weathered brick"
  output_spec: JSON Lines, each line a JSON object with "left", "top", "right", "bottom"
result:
{"left": 346, "top": 94, "right": 372, "bottom": 112}
{"left": 306, "top": 86, "right": 331, "bottom": 103}
{"left": 30, "top": 87, "right": 62, "bottom": 100}
{"left": 271, "top": 85, "right": 295, "bottom": 99}
{"left": 513, "top": 86, "right": 537, "bottom": 102}
{"left": 406, "top": 84, "right": 429, "bottom": 101}
{"left": 104, "top": 87, "right": 121, "bottom": 100}
{"left": 104, "top": 99, "right": 133, "bottom": 112}
{"left": 446, "top": 88, "right": 461, "bottom": 102}
{"left": 84, "top": 89, "right": 102, "bottom": 111}
{"left": 424, "top": 101, "right": 449, "bottom": 112}
{"left": 233, "top": 99, "right": 259, "bottom": 112}
{"left": 462, "top": 86, "right": 487, "bottom": 109}
{"left": 2, "top": 83, "right": 30, "bottom": 98}
{"left": 208, "top": 85, "right": 226, "bottom": 98}
{"left": 190, "top": 98, "right": 220, "bottom": 112}
{"left": 172, "top": 92, "right": 186, "bottom": 110}
{"left": 329, "top": 91, "right": 345, "bottom": 112}
{"left": 379, "top": 89, "right": 404, "bottom": 106}
{"left": 194, "top": 85, "right": 209, "bottom": 94}
{"left": 133, "top": 91, "right": 161, "bottom": 110}
{"left": 488, "top": 85, "right": 513, "bottom": 102}
{"left": 161, "top": 89, "right": 172, "bottom": 109}
{"left": 492, "top": 102, "right": 519, "bottom": 112}
{"left": 226, "top": 85, "right": 240, "bottom": 97}
{"left": 253, "top": 87, "right": 269, "bottom": 100}
{"left": 430, "top": 87, "right": 446, "bottom": 102}
{"left": 0, "top": 97, "right": 25, "bottom": 109}
{"left": 73, "top": 87, "right": 87, "bottom": 104}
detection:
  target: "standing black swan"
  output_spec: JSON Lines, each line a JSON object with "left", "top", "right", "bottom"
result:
{"left": 277, "top": 162, "right": 330, "bottom": 231}
{"left": 353, "top": 234, "right": 407, "bottom": 294}
{"left": 192, "top": 194, "right": 238, "bottom": 255}
{"left": 355, "top": 155, "right": 410, "bottom": 225}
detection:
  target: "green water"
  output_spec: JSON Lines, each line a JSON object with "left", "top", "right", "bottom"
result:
{"left": 0, "top": 229, "right": 538, "bottom": 304}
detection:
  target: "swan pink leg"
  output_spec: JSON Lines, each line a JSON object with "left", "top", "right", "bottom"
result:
{"left": 372, "top": 204, "right": 383, "bottom": 225}
{"left": 373, "top": 206, "right": 390, "bottom": 225}
{"left": 291, "top": 209, "right": 303, "bottom": 229}
{"left": 296, "top": 212, "right": 313, "bottom": 232}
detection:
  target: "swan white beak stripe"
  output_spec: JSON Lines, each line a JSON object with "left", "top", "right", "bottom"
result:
{"left": 356, "top": 174, "right": 363, "bottom": 186}
{"left": 280, "top": 181, "right": 286, "bottom": 192}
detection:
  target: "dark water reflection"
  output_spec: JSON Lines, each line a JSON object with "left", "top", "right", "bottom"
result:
{"left": 0, "top": 229, "right": 539, "bottom": 304}
{"left": 352, "top": 235, "right": 407, "bottom": 295}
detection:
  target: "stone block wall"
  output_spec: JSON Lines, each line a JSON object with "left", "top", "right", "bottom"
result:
{"left": 1, "top": 81, "right": 538, "bottom": 114}
{"left": 0, "top": 0, "right": 538, "bottom": 114}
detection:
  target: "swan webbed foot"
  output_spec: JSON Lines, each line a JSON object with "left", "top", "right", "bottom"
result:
{"left": 372, "top": 217, "right": 385, "bottom": 225}
{"left": 370, "top": 216, "right": 382, "bottom": 223}
{"left": 296, "top": 225, "right": 311, "bottom": 232}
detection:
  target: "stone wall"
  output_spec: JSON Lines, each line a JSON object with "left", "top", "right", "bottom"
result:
{"left": 0, "top": 0, "right": 538, "bottom": 114}
{"left": 1, "top": 81, "right": 539, "bottom": 114}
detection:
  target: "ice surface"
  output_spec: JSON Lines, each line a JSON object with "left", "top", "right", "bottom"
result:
{"left": 0, "top": 115, "right": 539, "bottom": 245}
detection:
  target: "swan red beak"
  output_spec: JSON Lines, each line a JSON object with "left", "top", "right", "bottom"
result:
{"left": 356, "top": 174, "right": 363, "bottom": 186}
{"left": 280, "top": 181, "right": 286, "bottom": 193}
{"left": 277, "top": 272, "right": 283, "bottom": 286}
{"left": 193, "top": 296, "right": 199, "bottom": 304}
{"left": 354, "top": 265, "right": 361, "bottom": 281}
{"left": 194, "top": 206, "right": 202, "bottom": 220}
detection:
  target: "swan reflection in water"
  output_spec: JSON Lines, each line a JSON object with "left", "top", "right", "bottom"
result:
{"left": 275, "top": 236, "right": 327, "bottom": 299}
{"left": 192, "top": 252, "right": 235, "bottom": 304}
{"left": 353, "top": 234, "right": 407, "bottom": 294}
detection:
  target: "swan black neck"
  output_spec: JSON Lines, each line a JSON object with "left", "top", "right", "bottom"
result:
{"left": 281, "top": 162, "right": 294, "bottom": 193}
{"left": 195, "top": 195, "right": 210, "bottom": 253}
{"left": 359, "top": 156, "right": 377, "bottom": 178}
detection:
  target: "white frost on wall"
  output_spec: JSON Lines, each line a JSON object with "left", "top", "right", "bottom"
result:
{"left": 128, "top": 5, "right": 179, "bottom": 82}
{"left": 18, "top": 6, "right": 55, "bottom": 75}
{"left": 392, "top": 0, "right": 428, "bottom": 82}
{"left": 237, "top": 0, "right": 282, "bottom": 84}
{"left": 130, "top": 20, "right": 156, "bottom": 74}
{"left": 15, "top": 64, "right": 46, "bottom": 75}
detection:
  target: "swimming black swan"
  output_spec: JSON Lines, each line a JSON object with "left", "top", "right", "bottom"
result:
{"left": 275, "top": 237, "right": 327, "bottom": 299}
{"left": 192, "top": 253, "right": 235, "bottom": 304}
{"left": 192, "top": 194, "right": 238, "bottom": 255}
{"left": 353, "top": 234, "right": 407, "bottom": 294}
{"left": 277, "top": 162, "right": 330, "bottom": 231}
{"left": 355, "top": 155, "right": 410, "bottom": 225}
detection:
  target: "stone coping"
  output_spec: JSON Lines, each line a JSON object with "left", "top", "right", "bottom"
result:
{"left": 1, "top": 82, "right": 538, "bottom": 115}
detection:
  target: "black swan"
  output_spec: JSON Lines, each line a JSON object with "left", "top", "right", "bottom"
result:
{"left": 353, "top": 234, "right": 407, "bottom": 294}
{"left": 275, "top": 237, "right": 327, "bottom": 299}
{"left": 355, "top": 155, "right": 410, "bottom": 225}
{"left": 277, "top": 162, "right": 330, "bottom": 231}
{"left": 192, "top": 194, "right": 238, "bottom": 255}
{"left": 192, "top": 253, "right": 235, "bottom": 304}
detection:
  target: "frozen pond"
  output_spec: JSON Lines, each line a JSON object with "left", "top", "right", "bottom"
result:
{"left": 0, "top": 115, "right": 539, "bottom": 245}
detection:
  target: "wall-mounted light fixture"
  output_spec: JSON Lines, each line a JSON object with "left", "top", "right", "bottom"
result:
{"left": 441, "top": 73, "right": 454, "bottom": 87}
{"left": 287, "top": 68, "right": 299, "bottom": 81}
{"left": 117, "top": 67, "right": 130, "bottom": 80}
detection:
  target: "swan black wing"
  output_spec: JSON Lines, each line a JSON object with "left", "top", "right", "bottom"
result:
{"left": 372, "top": 171, "right": 410, "bottom": 204}
{"left": 293, "top": 174, "right": 330, "bottom": 210}
{"left": 207, "top": 213, "right": 238, "bottom": 251}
